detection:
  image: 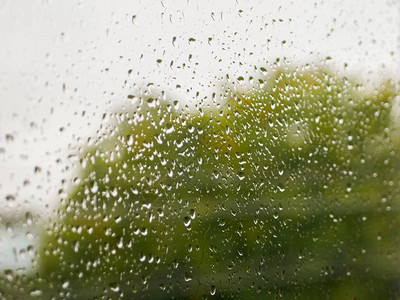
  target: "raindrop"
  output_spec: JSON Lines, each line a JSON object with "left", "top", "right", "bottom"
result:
{"left": 210, "top": 285, "right": 216, "bottom": 295}
{"left": 29, "top": 290, "right": 43, "bottom": 297}
{"left": 109, "top": 282, "right": 120, "bottom": 293}
{"left": 184, "top": 216, "right": 191, "bottom": 227}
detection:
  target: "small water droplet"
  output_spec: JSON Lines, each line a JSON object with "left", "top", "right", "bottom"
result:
{"left": 165, "top": 123, "right": 174, "bottom": 134}
{"left": 184, "top": 273, "right": 192, "bottom": 281}
{"left": 29, "top": 290, "right": 43, "bottom": 297}
{"left": 237, "top": 171, "right": 245, "bottom": 180}
{"left": 127, "top": 135, "right": 134, "bottom": 146}
{"left": 6, "top": 194, "right": 15, "bottom": 201}
{"left": 109, "top": 282, "right": 120, "bottom": 293}
{"left": 184, "top": 216, "right": 191, "bottom": 227}
{"left": 25, "top": 212, "right": 33, "bottom": 226}
{"left": 62, "top": 281, "right": 70, "bottom": 289}
{"left": 210, "top": 285, "right": 216, "bottom": 295}
{"left": 90, "top": 182, "right": 99, "bottom": 194}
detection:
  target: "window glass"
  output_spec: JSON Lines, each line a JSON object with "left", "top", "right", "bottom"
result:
{"left": 1, "top": 0, "right": 399, "bottom": 298}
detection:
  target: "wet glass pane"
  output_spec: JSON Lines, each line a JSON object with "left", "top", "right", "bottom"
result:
{"left": 1, "top": 0, "right": 400, "bottom": 298}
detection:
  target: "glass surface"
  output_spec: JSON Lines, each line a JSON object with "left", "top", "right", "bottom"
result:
{"left": 1, "top": 0, "right": 399, "bottom": 298}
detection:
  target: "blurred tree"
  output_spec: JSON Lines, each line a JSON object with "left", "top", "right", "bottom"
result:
{"left": 3, "top": 66, "right": 399, "bottom": 299}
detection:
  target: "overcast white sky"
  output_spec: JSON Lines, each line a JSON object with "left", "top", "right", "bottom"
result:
{"left": 0, "top": 0, "right": 399, "bottom": 224}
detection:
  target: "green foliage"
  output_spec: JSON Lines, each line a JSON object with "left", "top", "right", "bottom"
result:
{"left": 9, "top": 66, "right": 400, "bottom": 299}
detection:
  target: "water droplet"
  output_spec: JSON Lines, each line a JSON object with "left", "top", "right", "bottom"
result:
{"left": 29, "top": 290, "right": 43, "bottom": 297}
{"left": 109, "top": 282, "right": 120, "bottom": 292}
{"left": 5, "top": 194, "right": 15, "bottom": 201}
{"left": 62, "top": 281, "right": 70, "bottom": 289}
{"left": 165, "top": 123, "right": 174, "bottom": 134}
{"left": 90, "top": 182, "right": 99, "bottom": 194}
{"left": 25, "top": 212, "right": 33, "bottom": 226}
{"left": 127, "top": 135, "right": 134, "bottom": 146}
{"left": 184, "top": 273, "right": 192, "bottom": 281}
{"left": 210, "top": 285, "right": 216, "bottom": 295}
{"left": 184, "top": 216, "right": 191, "bottom": 227}
{"left": 189, "top": 209, "right": 196, "bottom": 219}
{"left": 237, "top": 171, "right": 245, "bottom": 180}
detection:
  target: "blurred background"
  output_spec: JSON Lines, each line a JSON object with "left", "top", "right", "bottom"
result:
{"left": 0, "top": 0, "right": 400, "bottom": 298}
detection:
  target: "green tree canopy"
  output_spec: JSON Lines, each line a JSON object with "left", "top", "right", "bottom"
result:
{"left": 4, "top": 66, "right": 399, "bottom": 299}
